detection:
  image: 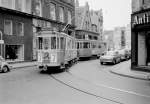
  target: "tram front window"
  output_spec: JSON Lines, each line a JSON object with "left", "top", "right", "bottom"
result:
{"left": 83, "top": 42, "right": 88, "bottom": 48}
{"left": 51, "top": 37, "right": 56, "bottom": 49}
{"left": 43, "top": 38, "right": 50, "bottom": 50}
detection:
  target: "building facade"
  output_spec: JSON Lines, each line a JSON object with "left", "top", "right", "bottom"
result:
{"left": 0, "top": 0, "right": 75, "bottom": 61}
{"left": 90, "top": 9, "right": 103, "bottom": 41}
{"left": 103, "top": 30, "right": 114, "bottom": 51}
{"left": 113, "top": 27, "right": 126, "bottom": 50}
{"left": 75, "top": 0, "right": 104, "bottom": 41}
{"left": 0, "top": 0, "right": 33, "bottom": 61}
{"left": 131, "top": 0, "right": 150, "bottom": 72}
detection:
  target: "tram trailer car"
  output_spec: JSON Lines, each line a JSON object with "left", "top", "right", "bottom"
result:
{"left": 91, "top": 40, "right": 102, "bottom": 58}
{"left": 76, "top": 39, "right": 92, "bottom": 59}
{"left": 36, "top": 29, "right": 78, "bottom": 72}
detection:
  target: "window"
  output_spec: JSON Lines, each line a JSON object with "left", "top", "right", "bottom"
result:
{"left": 34, "top": 0, "right": 42, "bottom": 16}
{"left": 1, "top": 0, "right": 14, "bottom": 9}
{"left": 83, "top": 42, "right": 90, "bottom": 49}
{"left": 25, "top": 0, "right": 31, "bottom": 13}
{"left": 16, "top": 22, "right": 24, "bottom": 36}
{"left": 68, "top": 10, "right": 72, "bottom": 24}
{"left": 59, "top": 7, "right": 64, "bottom": 22}
{"left": 50, "top": 3, "right": 56, "bottom": 20}
{"left": 60, "top": 37, "right": 64, "bottom": 49}
{"left": 43, "top": 38, "right": 50, "bottom": 50}
{"left": 15, "top": 0, "right": 22, "bottom": 11}
{"left": 4, "top": 20, "right": 12, "bottom": 35}
{"left": 51, "top": 37, "right": 56, "bottom": 49}
{"left": 38, "top": 37, "right": 43, "bottom": 50}
{"left": 57, "top": 37, "right": 60, "bottom": 49}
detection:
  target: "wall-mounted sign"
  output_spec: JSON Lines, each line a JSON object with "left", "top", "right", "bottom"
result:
{"left": 132, "top": 12, "right": 150, "bottom": 28}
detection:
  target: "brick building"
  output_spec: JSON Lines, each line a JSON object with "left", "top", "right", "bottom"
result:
{"left": 0, "top": 0, "right": 33, "bottom": 61}
{"left": 0, "top": 0, "right": 75, "bottom": 61}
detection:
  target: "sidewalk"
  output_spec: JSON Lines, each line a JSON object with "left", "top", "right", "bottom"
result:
{"left": 110, "top": 61, "right": 150, "bottom": 80}
{"left": 9, "top": 61, "right": 37, "bottom": 69}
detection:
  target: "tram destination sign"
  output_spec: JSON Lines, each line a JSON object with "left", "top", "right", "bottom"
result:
{"left": 132, "top": 11, "right": 150, "bottom": 28}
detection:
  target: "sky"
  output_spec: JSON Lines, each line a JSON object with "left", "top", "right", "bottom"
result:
{"left": 78, "top": 0, "right": 132, "bottom": 30}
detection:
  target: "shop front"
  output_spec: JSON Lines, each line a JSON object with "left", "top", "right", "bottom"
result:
{"left": 131, "top": 9, "right": 150, "bottom": 72}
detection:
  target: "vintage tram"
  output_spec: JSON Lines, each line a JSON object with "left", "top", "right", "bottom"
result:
{"left": 36, "top": 28, "right": 78, "bottom": 71}
{"left": 76, "top": 39, "right": 105, "bottom": 59}
{"left": 76, "top": 39, "right": 92, "bottom": 59}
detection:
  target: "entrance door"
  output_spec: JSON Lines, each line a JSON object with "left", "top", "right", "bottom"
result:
{"left": 138, "top": 32, "right": 147, "bottom": 66}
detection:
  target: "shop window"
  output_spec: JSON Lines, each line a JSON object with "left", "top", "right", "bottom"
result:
{"left": 16, "top": 22, "right": 24, "bottom": 36}
{"left": 5, "top": 45, "right": 24, "bottom": 61}
{"left": 59, "top": 6, "right": 64, "bottom": 22}
{"left": 50, "top": 3, "right": 56, "bottom": 20}
{"left": 4, "top": 20, "right": 12, "bottom": 35}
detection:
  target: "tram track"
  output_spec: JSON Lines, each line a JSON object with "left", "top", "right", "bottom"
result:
{"left": 50, "top": 72, "right": 123, "bottom": 104}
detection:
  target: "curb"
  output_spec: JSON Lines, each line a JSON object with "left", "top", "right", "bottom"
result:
{"left": 110, "top": 70, "right": 149, "bottom": 81}
{"left": 12, "top": 65, "right": 37, "bottom": 70}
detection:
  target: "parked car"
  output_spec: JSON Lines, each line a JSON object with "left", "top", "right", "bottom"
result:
{"left": 118, "top": 49, "right": 130, "bottom": 61}
{"left": 0, "top": 56, "right": 11, "bottom": 73}
{"left": 100, "top": 50, "right": 121, "bottom": 65}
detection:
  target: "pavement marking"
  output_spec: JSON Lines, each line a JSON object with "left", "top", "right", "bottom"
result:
{"left": 95, "top": 83, "right": 150, "bottom": 98}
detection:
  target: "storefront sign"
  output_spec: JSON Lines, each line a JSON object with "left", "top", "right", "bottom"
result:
{"left": 132, "top": 12, "right": 150, "bottom": 27}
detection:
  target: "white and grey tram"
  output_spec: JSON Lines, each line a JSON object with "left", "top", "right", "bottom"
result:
{"left": 36, "top": 29, "right": 78, "bottom": 71}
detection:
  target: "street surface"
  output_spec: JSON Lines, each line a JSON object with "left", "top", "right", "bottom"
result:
{"left": 0, "top": 59, "right": 150, "bottom": 104}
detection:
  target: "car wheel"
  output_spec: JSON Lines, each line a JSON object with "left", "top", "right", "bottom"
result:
{"left": 101, "top": 62, "right": 103, "bottom": 65}
{"left": 113, "top": 60, "right": 116, "bottom": 65}
{"left": 2, "top": 66, "right": 9, "bottom": 73}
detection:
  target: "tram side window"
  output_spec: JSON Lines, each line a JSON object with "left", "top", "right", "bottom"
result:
{"left": 77, "top": 42, "right": 80, "bottom": 49}
{"left": 57, "top": 37, "right": 60, "bottom": 49}
{"left": 51, "top": 37, "right": 56, "bottom": 49}
{"left": 80, "top": 42, "right": 82, "bottom": 49}
{"left": 83, "top": 42, "right": 88, "bottom": 48}
{"left": 38, "top": 37, "right": 43, "bottom": 50}
{"left": 60, "top": 37, "right": 64, "bottom": 49}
